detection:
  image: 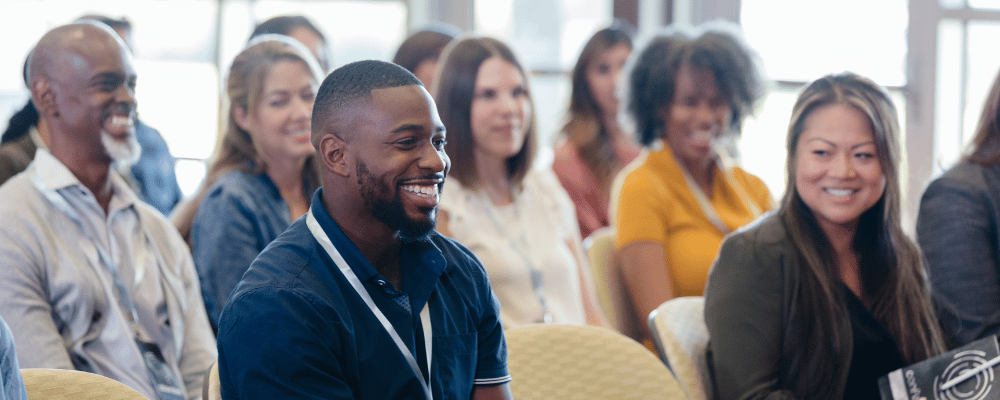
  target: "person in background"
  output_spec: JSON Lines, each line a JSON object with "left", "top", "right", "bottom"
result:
{"left": 250, "top": 15, "right": 330, "bottom": 72}
{"left": 172, "top": 35, "right": 322, "bottom": 329}
{"left": 392, "top": 23, "right": 461, "bottom": 91}
{"left": 552, "top": 22, "right": 640, "bottom": 238}
{"left": 918, "top": 67, "right": 1000, "bottom": 347}
{"left": 217, "top": 59, "right": 512, "bottom": 400}
{"left": 434, "top": 36, "right": 605, "bottom": 327}
{"left": 0, "top": 14, "right": 184, "bottom": 216}
{"left": 0, "top": 22, "right": 215, "bottom": 400}
{"left": 0, "top": 317, "right": 27, "bottom": 400}
{"left": 705, "top": 72, "right": 946, "bottom": 399}
{"left": 611, "top": 23, "right": 772, "bottom": 342}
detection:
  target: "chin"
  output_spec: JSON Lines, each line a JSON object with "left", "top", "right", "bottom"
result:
{"left": 101, "top": 130, "right": 141, "bottom": 166}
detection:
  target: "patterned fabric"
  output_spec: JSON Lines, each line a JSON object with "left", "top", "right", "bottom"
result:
{"left": 505, "top": 324, "right": 685, "bottom": 399}
{"left": 21, "top": 369, "right": 145, "bottom": 400}
{"left": 649, "top": 296, "right": 711, "bottom": 400}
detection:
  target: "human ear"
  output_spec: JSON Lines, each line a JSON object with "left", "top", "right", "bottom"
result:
{"left": 32, "top": 80, "right": 58, "bottom": 118}
{"left": 319, "top": 134, "right": 351, "bottom": 178}
{"left": 232, "top": 106, "right": 253, "bottom": 133}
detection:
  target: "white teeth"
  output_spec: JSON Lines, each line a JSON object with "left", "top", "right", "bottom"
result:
{"left": 110, "top": 116, "right": 133, "bottom": 127}
{"left": 691, "top": 130, "right": 715, "bottom": 142}
{"left": 825, "top": 188, "right": 854, "bottom": 196}
{"left": 402, "top": 185, "right": 438, "bottom": 197}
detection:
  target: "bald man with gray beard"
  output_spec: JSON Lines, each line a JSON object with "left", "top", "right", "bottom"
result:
{"left": 0, "top": 22, "right": 215, "bottom": 400}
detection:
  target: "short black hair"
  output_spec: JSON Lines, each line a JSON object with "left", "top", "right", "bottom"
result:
{"left": 311, "top": 60, "right": 422, "bottom": 143}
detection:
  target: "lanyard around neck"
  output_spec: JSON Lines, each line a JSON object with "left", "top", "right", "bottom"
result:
{"left": 306, "top": 209, "right": 433, "bottom": 400}
{"left": 31, "top": 172, "right": 151, "bottom": 340}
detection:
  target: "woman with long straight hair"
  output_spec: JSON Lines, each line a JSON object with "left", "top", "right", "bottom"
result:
{"left": 705, "top": 72, "right": 946, "bottom": 399}
{"left": 552, "top": 22, "right": 640, "bottom": 238}
{"left": 173, "top": 35, "right": 323, "bottom": 327}
{"left": 434, "top": 36, "right": 604, "bottom": 327}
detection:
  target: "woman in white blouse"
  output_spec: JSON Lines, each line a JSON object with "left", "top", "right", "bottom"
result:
{"left": 433, "top": 36, "right": 604, "bottom": 327}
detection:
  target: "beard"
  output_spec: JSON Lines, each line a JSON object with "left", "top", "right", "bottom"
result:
{"left": 356, "top": 159, "right": 437, "bottom": 241}
{"left": 101, "top": 130, "right": 141, "bottom": 167}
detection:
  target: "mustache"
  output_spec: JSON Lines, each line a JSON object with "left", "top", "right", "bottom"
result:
{"left": 101, "top": 103, "right": 136, "bottom": 120}
{"left": 400, "top": 173, "right": 446, "bottom": 183}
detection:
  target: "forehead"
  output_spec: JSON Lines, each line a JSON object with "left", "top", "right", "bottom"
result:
{"left": 475, "top": 57, "right": 524, "bottom": 87}
{"left": 800, "top": 103, "right": 875, "bottom": 144}
{"left": 60, "top": 40, "right": 135, "bottom": 83}
{"left": 360, "top": 85, "right": 441, "bottom": 134}
{"left": 673, "top": 64, "right": 719, "bottom": 97}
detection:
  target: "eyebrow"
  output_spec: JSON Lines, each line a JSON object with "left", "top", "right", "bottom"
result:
{"left": 390, "top": 123, "right": 425, "bottom": 133}
{"left": 806, "top": 137, "right": 876, "bottom": 150}
{"left": 88, "top": 71, "right": 126, "bottom": 84}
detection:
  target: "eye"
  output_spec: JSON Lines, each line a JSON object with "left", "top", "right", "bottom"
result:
{"left": 395, "top": 137, "right": 417, "bottom": 149}
{"left": 812, "top": 149, "right": 830, "bottom": 157}
{"left": 433, "top": 138, "right": 447, "bottom": 150}
{"left": 596, "top": 63, "right": 611, "bottom": 74}
{"left": 476, "top": 89, "right": 497, "bottom": 100}
{"left": 512, "top": 86, "right": 527, "bottom": 98}
{"left": 855, "top": 151, "right": 876, "bottom": 160}
{"left": 302, "top": 90, "right": 316, "bottom": 102}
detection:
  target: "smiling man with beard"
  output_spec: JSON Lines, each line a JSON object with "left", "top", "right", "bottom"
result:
{"left": 0, "top": 22, "right": 216, "bottom": 400}
{"left": 216, "top": 60, "right": 513, "bottom": 400}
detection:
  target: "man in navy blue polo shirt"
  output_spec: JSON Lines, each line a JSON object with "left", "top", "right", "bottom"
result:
{"left": 216, "top": 60, "right": 513, "bottom": 400}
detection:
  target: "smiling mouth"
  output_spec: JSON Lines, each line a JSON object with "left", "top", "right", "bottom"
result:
{"left": 401, "top": 184, "right": 439, "bottom": 198}
{"left": 825, "top": 188, "right": 857, "bottom": 197}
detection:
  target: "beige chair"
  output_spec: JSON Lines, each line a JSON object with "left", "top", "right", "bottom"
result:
{"left": 203, "top": 361, "right": 221, "bottom": 400}
{"left": 648, "top": 296, "right": 711, "bottom": 400}
{"left": 582, "top": 227, "right": 641, "bottom": 340}
{"left": 20, "top": 368, "right": 147, "bottom": 400}
{"left": 506, "top": 324, "right": 685, "bottom": 399}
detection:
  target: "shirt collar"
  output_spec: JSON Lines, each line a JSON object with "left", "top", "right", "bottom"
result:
{"left": 309, "top": 189, "right": 447, "bottom": 309}
{"left": 30, "top": 149, "right": 140, "bottom": 212}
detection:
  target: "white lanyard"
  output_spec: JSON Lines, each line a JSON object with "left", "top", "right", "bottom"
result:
{"left": 31, "top": 173, "right": 150, "bottom": 339}
{"left": 306, "top": 210, "right": 433, "bottom": 400}
{"left": 659, "top": 140, "right": 762, "bottom": 235}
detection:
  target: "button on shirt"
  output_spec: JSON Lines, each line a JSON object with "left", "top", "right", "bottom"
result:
{"left": 0, "top": 149, "right": 216, "bottom": 400}
{"left": 218, "top": 189, "right": 511, "bottom": 399}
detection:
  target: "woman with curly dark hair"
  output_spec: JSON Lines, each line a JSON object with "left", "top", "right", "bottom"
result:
{"left": 611, "top": 23, "right": 772, "bottom": 341}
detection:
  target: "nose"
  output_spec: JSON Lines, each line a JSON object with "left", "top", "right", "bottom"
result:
{"left": 419, "top": 141, "right": 448, "bottom": 174}
{"left": 694, "top": 102, "right": 717, "bottom": 130}
{"left": 831, "top": 153, "right": 858, "bottom": 179}
{"left": 499, "top": 92, "right": 519, "bottom": 117}
{"left": 293, "top": 96, "right": 312, "bottom": 120}
{"left": 117, "top": 84, "right": 137, "bottom": 109}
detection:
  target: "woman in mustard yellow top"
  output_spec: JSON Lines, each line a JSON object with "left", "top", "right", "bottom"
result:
{"left": 612, "top": 22, "right": 772, "bottom": 342}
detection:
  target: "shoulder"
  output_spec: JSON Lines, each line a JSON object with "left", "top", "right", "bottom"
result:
{"left": 0, "top": 174, "right": 43, "bottom": 236}
{"left": 200, "top": 170, "right": 273, "bottom": 210}
{"left": 730, "top": 166, "right": 771, "bottom": 194}
{"left": 720, "top": 211, "right": 792, "bottom": 261}
{"left": 925, "top": 161, "right": 991, "bottom": 195}
{"left": 236, "top": 219, "right": 317, "bottom": 292}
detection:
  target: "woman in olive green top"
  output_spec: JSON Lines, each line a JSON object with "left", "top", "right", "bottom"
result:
{"left": 704, "top": 73, "right": 946, "bottom": 399}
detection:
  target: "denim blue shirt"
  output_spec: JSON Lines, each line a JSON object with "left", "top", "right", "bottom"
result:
{"left": 189, "top": 170, "right": 291, "bottom": 326}
{"left": 0, "top": 318, "right": 27, "bottom": 400}
{"left": 130, "top": 120, "right": 182, "bottom": 216}
{"left": 217, "top": 189, "right": 510, "bottom": 400}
